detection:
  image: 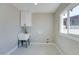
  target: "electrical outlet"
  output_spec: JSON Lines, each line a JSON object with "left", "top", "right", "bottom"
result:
{"left": 46, "top": 39, "right": 49, "bottom": 43}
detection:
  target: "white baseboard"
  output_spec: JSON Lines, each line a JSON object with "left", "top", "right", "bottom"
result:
{"left": 30, "top": 42, "right": 56, "bottom": 45}
{"left": 5, "top": 46, "right": 17, "bottom": 55}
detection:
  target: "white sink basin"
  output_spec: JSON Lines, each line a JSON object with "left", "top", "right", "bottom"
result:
{"left": 18, "top": 33, "right": 30, "bottom": 40}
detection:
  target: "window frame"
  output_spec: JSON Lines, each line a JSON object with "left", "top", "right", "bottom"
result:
{"left": 60, "top": 3, "right": 79, "bottom": 35}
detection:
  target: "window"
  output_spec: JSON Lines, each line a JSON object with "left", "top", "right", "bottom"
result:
{"left": 69, "top": 5, "right": 79, "bottom": 35}
{"left": 60, "top": 4, "right": 79, "bottom": 35}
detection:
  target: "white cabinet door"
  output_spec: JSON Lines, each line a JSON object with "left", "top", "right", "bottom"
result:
{"left": 21, "top": 11, "right": 32, "bottom": 26}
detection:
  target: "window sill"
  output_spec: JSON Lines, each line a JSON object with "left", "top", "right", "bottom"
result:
{"left": 58, "top": 33, "right": 79, "bottom": 42}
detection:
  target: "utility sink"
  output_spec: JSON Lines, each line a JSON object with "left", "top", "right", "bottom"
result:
{"left": 18, "top": 33, "right": 30, "bottom": 40}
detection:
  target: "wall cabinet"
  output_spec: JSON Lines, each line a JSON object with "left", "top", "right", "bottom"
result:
{"left": 21, "top": 11, "right": 32, "bottom": 26}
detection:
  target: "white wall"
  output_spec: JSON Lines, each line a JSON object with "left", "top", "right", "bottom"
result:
{"left": 30, "top": 13, "right": 54, "bottom": 43}
{"left": 55, "top": 3, "right": 79, "bottom": 54}
{"left": 0, "top": 4, "right": 20, "bottom": 54}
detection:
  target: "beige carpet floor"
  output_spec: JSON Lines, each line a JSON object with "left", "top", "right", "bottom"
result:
{"left": 11, "top": 43, "right": 60, "bottom": 55}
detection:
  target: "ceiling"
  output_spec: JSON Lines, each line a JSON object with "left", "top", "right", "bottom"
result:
{"left": 13, "top": 3, "right": 60, "bottom": 13}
